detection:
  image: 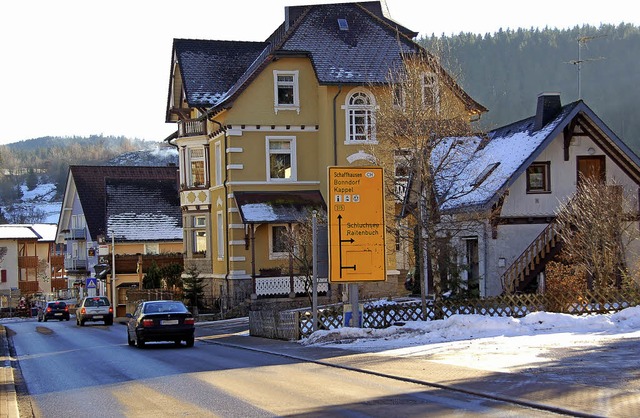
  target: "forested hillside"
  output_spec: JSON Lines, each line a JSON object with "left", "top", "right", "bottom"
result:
{"left": 0, "top": 135, "right": 176, "bottom": 224}
{"left": 421, "top": 23, "right": 640, "bottom": 152}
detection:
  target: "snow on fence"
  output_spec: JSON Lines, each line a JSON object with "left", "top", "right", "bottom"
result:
{"left": 249, "top": 288, "right": 640, "bottom": 340}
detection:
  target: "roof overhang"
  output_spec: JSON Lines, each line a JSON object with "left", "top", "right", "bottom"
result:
{"left": 234, "top": 190, "right": 326, "bottom": 224}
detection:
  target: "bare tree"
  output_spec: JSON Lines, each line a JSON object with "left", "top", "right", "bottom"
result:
{"left": 555, "top": 177, "right": 639, "bottom": 289}
{"left": 282, "top": 209, "right": 328, "bottom": 305}
{"left": 368, "top": 50, "right": 485, "bottom": 314}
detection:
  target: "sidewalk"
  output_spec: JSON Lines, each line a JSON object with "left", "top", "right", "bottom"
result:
{"left": 0, "top": 325, "right": 19, "bottom": 418}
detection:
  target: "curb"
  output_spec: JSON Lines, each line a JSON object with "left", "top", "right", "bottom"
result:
{"left": 0, "top": 325, "right": 19, "bottom": 418}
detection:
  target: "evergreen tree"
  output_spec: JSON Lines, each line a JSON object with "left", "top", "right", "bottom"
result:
{"left": 161, "top": 263, "right": 184, "bottom": 289}
{"left": 142, "top": 260, "right": 162, "bottom": 289}
{"left": 183, "top": 265, "right": 205, "bottom": 311}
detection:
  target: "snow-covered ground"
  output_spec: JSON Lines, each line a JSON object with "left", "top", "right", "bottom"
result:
{"left": 20, "top": 182, "right": 61, "bottom": 223}
{"left": 303, "top": 306, "right": 640, "bottom": 376}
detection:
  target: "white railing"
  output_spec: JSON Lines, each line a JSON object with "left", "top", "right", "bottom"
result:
{"left": 255, "top": 276, "right": 329, "bottom": 297}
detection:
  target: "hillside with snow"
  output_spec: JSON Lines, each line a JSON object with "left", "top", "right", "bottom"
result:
{"left": 1, "top": 146, "right": 178, "bottom": 225}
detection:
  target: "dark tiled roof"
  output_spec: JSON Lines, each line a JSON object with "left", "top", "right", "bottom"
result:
{"left": 69, "top": 166, "right": 179, "bottom": 241}
{"left": 170, "top": 1, "right": 485, "bottom": 114}
{"left": 106, "top": 178, "right": 182, "bottom": 241}
{"left": 280, "top": 3, "right": 417, "bottom": 84}
{"left": 234, "top": 190, "right": 326, "bottom": 223}
{"left": 173, "top": 39, "right": 269, "bottom": 107}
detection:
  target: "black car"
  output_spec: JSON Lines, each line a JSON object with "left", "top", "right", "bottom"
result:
{"left": 38, "top": 301, "right": 70, "bottom": 322}
{"left": 126, "top": 300, "right": 195, "bottom": 348}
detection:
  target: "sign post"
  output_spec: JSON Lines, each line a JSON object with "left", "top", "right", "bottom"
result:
{"left": 328, "top": 167, "right": 386, "bottom": 327}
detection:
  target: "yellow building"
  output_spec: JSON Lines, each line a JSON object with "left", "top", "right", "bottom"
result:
{"left": 165, "top": 2, "right": 484, "bottom": 309}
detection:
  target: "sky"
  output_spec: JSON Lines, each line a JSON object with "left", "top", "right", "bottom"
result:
{"left": 302, "top": 305, "right": 640, "bottom": 375}
{"left": 1, "top": 0, "right": 636, "bottom": 146}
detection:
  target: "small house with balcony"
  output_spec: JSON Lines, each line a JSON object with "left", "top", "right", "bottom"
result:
{"left": 164, "top": 1, "right": 485, "bottom": 310}
{"left": 56, "top": 165, "right": 184, "bottom": 316}
{"left": 0, "top": 224, "right": 64, "bottom": 303}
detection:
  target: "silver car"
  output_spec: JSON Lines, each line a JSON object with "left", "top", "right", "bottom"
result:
{"left": 76, "top": 296, "right": 114, "bottom": 326}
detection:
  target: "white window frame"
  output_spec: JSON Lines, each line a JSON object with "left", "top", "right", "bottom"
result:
{"left": 214, "top": 141, "right": 222, "bottom": 186}
{"left": 216, "top": 211, "right": 224, "bottom": 260}
{"left": 273, "top": 70, "right": 300, "bottom": 114}
{"left": 71, "top": 214, "right": 85, "bottom": 229}
{"left": 422, "top": 72, "right": 440, "bottom": 112}
{"left": 193, "top": 215, "right": 207, "bottom": 255}
{"left": 187, "top": 146, "right": 206, "bottom": 187}
{"left": 343, "top": 88, "right": 376, "bottom": 144}
{"left": 269, "top": 224, "right": 289, "bottom": 260}
{"left": 144, "top": 243, "right": 159, "bottom": 255}
{"left": 266, "top": 136, "right": 297, "bottom": 182}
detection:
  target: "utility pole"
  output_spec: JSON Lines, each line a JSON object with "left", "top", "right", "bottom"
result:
{"left": 567, "top": 35, "right": 606, "bottom": 100}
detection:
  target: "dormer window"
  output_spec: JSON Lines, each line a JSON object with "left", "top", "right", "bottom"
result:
{"left": 338, "top": 18, "right": 349, "bottom": 30}
{"left": 273, "top": 70, "right": 300, "bottom": 113}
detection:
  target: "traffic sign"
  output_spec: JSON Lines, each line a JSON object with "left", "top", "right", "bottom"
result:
{"left": 86, "top": 277, "right": 97, "bottom": 289}
{"left": 328, "top": 166, "right": 386, "bottom": 282}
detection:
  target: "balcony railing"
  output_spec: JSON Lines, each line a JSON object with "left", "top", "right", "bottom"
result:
{"left": 18, "top": 281, "right": 40, "bottom": 293}
{"left": 178, "top": 119, "right": 207, "bottom": 138}
{"left": 18, "top": 256, "right": 39, "bottom": 268}
{"left": 65, "top": 229, "right": 86, "bottom": 240}
{"left": 51, "top": 278, "right": 68, "bottom": 290}
{"left": 64, "top": 258, "right": 88, "bottom": 271}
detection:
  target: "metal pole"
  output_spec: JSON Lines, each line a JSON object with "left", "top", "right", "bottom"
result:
{"left": 111, "top": 232, "right": 117, "bottom": 314}
{"left": 312, "top": 211, "right": 318, "bottom": 332}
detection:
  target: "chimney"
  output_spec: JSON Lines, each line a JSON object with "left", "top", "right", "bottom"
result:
{"left": 534, "top": 92, "right": 562, "bottom": 131}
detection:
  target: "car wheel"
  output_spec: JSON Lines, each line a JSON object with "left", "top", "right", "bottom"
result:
{"left": 185, "top": 336, "right": 195, "bottom": 348}
{"left": 105, "top": 319, "right": 113, "bottom": 326}
{"left": 136, "top": 334, "right": 145, "bottom": 349}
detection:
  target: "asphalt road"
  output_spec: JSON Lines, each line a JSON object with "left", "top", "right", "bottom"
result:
{"left": 4, "top": 318, "right": 560, "bottom": 417}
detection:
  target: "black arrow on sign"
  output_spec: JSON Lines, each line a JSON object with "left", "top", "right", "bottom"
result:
{"left": 337, "top": 214, "right": 356, "bottom": 278}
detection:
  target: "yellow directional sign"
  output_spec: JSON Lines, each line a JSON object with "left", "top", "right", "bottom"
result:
{"left": 328, "top": 166, "right": 386, "bottom": 282}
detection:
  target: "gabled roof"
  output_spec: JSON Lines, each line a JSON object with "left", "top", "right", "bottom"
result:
{"left": 106, "top": 178, "right": 182, "bottom": 241}
{"left": 437, "top": 100, "right": 640, "bottom": 212}
{"left": 62, "top": 166, "right": 180, "bottom": 242}
{"left": 167, "top": 1, "right": 485, "bottom": 119}
{"left": 172, "top": 39, "right": 269, "bottom": 107}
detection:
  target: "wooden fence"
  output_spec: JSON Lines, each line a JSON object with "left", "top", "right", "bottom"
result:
{"left": 249, "top": 288, "right": 640, "bottom": 340}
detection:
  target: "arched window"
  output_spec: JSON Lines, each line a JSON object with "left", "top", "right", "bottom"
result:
{"left": 344, "top": 90, "right": 376, "bottom": 143}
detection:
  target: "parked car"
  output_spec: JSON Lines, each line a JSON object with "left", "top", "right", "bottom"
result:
{"left": 76, "top": 296, "right": 114, "bottom": 326}
{"left": 38, "top": 301, "right": 70, "bottom": 322}
{"left": 126, "top": 300, "right": 195, "bottom": 348}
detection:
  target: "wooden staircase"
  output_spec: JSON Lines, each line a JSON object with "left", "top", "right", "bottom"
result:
{"left": 501, "top": 220, "right": 563, "bottom": 293}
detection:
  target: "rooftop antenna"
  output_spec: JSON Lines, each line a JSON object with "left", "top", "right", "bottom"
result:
{"left": 567, "top": 34, "right": 606, "bottom": 100}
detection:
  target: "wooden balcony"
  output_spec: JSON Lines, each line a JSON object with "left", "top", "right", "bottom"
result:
{"left": 114, "top": 254, "right": 184, "bottom": 274}
{"left": 51, "top": 278, "right": 68, "bottom": 290}
{"left": 51, "top": 255, "right": 64, "bottom": 269}
{"left": 19, "top": 281, "right": 40, "bottom": 293}
{"left": 177, "top": 119, "right": 207, "bottom": 138}
{"left": 18, "top": 256, "right": 39, "bottom": 268}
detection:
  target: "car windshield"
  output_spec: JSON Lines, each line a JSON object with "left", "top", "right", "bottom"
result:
{"left": 144, "top": 302, "right": 188, "bottom": 314}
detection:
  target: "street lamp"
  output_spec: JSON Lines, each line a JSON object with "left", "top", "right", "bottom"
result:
{"left": 110, "top": 230, "right": 117, "bottom": 313}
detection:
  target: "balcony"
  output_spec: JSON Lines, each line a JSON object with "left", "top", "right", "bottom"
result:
{"left": 64, "top": 258, "right": 88, "bottom": 271}
{"left": 18, "top": 256, "right": 38, "bottom": 268}
{"left": 51, "top": 278, "right": 68, "bottom": 290}
{"left": 178, "top": 119, "right": 207, "bottom": 138}
{"left": 65, "top": 228, "right": 86, "bottom": 240}
{"left": 18, "top": 281, "right": 40, "bottom": 293}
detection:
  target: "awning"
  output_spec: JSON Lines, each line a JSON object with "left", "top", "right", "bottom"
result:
{"left": 234, "top": 190, "right": 326, "bottom": 223}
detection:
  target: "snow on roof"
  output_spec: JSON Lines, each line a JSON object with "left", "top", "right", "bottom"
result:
{"left": 30, "top": 224, "right": 57, "bottom": 241}
{"left": 0, "top": 225, "right": 41, "bottom": 240}
{"left": 437, "top": 115, "right": 557, "bottom": 211}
